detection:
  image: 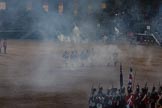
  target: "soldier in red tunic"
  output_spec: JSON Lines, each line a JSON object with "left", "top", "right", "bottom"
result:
{"left": 139, "top": 86, "right": 148, "bottom": 108}
{"left": 134, "top": 84, "right": 140, "bottom": 108}
{"left": 157, "top": 86, "right": 162, "bottom": 108}
{"left": 89, "top": 88, "right": 97, "bottom": 108}
{"left": 126, "top": 87, "right": 134, "bottom": 108}
{"left": 150, "top": 86, "right": 159, "bottom": 108}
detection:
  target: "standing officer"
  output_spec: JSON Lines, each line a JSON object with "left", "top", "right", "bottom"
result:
{"left": 0, "top": 39, "right": 2, "bottom": 53}
{"left": 3, "top": 39, "right": 7, "bottom": 54}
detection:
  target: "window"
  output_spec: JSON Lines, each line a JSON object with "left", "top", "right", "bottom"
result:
{"left": 43, "top": 4, "right": 48, "bottom": 12}
{"left": 101, "top": 3, "right": 107, "bottom": 9}
{"left": 74, "top": 0, "right": 78, "bottom": 15}
{"left": 26, "top": 2, "right": 32, "bottom": 11}
{"left": 58, "top": 1, "right": 63, "bottom": 14}
{"left": 0, "top": 2, "right": 6, "bottom": 10}
{"left": 88, "top": 4, "right": 92, "bottom": 14}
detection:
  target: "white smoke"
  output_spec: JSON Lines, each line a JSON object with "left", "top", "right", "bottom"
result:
{"left": 57, "top": 25, "right": 88, "bottom": 43}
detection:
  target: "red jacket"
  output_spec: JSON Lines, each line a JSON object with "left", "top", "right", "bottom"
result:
{"left": 126, "top": 94, "right": 134, "bottom": 107}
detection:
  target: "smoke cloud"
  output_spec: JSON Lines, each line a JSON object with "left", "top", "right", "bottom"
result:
{"left": 0, "top": 0, "right": 162, "bottom": 96}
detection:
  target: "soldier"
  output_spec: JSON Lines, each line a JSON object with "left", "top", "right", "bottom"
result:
{"left": 157, "top": 86, "right": 162, "bottom": 108}
{"left": 115, "top": 91, "right": 121, "bottom": 108}
{"left": 70, "top": 51, "right": 74, "bottom": 60}
{"left": 96, "top": 87, "right": 105, "bottom": 108}
{"left": 62, "top": 50, "right": 69, "bottom": 64}
{"left": 139, "top": 87, "right": 148, "bottom": 108}
{"left": 89, "top": 88, "right": 97, "bottom": 108}
{"left": 111, "top": 88, "right": 118, "bottom": 108}
{"left": 147, "top": 92, "right": 151, "bottom": 108}
{"left": 104, "top": 89, "right": 112, "bottom": 108}
{"left": 3, "top": 39, "right": 7, "bottom": 54}
{"left": 73, "top": 50, "right": 78, "bottom": 61}
{"left": 126, "top": 87, "right": 134, "bottom": 108}
{"left": 0, "top": 39, "right": 2, "bottom": 53}
{"left": 157, "top": 93, "right": 162, "bottom": 108}
{"left": 158, "top": 86, "right": 162, "bottom": 96}
{"left": 80, "top": 50, "right": 85, "bottom": 60}
{"left": 63, "top": 50, "right": 68, "bottom": 59}
{"left": 135, "top": 84, "right": 140, "bottom": 94}
{"left": 113, "top": 52, "right": 118, "bottom": 66}
{"left": 103, "top": 33, "right": 108, "bottom": 44}
{"left": 150, "top": 85, "right": 159, "bottom": 108}
{"left": 119, "top": 87, "right": 126, "bottom": 108}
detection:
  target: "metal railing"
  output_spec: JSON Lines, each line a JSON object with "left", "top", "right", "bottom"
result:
{"left": 151, "top": 32, "right": 161, "bottom": 46}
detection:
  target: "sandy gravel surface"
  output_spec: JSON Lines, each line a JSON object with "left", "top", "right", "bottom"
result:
{"left": 0, "top": 40, "right": 162, "bottom": 108}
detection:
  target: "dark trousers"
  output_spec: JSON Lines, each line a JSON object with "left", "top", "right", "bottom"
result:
{"left": 139, "top": 103, "right": 146, "bottom": 108}
{"left": 89, "top": 106, "right": 96, "bottom": 108}
{"left": 151, "top": 103, "right": 155, "bottom": 108}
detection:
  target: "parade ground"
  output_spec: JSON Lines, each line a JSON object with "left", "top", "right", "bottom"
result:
{"left": 0, "top": 40, "right": 162, "bottom": 108}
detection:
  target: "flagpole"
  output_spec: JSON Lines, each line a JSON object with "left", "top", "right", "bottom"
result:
{"left": 120, "top": 63, "right": 123, "bottom": 91}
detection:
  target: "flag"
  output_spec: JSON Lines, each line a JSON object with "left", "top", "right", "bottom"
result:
{"left": 120, "top": 64, "right": 123, "bottom": 88}
{"left": 128, "top": 67, "right": 133, "bottom": 90}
